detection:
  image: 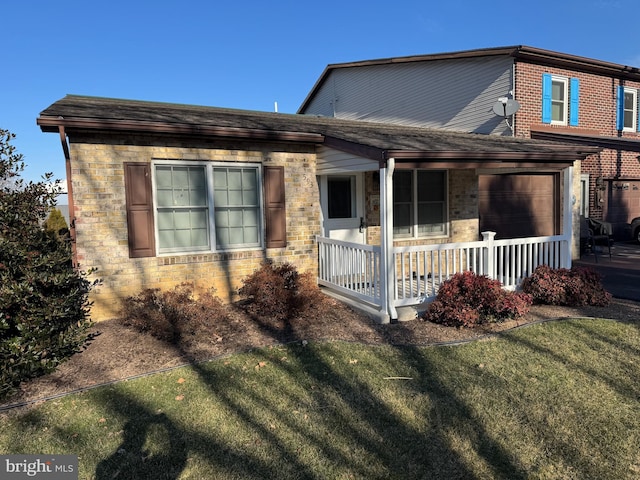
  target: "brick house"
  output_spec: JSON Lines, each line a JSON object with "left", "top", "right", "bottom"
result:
{"left": 38, "top": 95, "right": 592, "bottom": 322}
{"left": 299, "top": 45, "right": 640, "bottom": 241}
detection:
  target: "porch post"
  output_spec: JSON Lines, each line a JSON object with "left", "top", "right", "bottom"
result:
{"left": 562, "top": 166, "right": 573, "bottom": 269}
{"left": 481, "top": 231, "right": 496, "bottom": 279}
{"left": 380, "top": 158, "right": 397, "bottom": 322}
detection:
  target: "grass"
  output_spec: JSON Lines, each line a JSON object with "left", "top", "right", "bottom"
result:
{"left": 2, "top": 318, "right": 640, "bottom": 479}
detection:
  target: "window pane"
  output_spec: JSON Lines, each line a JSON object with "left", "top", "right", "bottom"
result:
{"left": 552, "top": 81, "right": 565, "bottom": 101}
{"left": 243, "top": 226, "right": 259, "bottom": 244}
{"left": 243, "top": 188, "right": 258, "bottom": 206}
{"left": 159, "top": 229, "right": 175, "bottom": 249}
{"left": 393, "top": 203, "right": 412, "bottom": 236}
{"left": 328, "top": 177, "right": 353, "bottom": 218}
{"left": 552, "top": 102, "right": 564, "bottom": 122}
{"left": 551, "top": 79, "right": 566, "bottom": 123}
{"left": 227, "top": 169, "right": 242, "bottom": 189}
{"left": 172, "top": 168, "right": 189, "bottom": 189}
{"left": 393, "top": 171, "right": 412, "bottom": 202}
{"left": 243, "top": 169, "right": 257, "bottom": 190}
{"left": 156, "top": 167, "right": 173, "bottom": 188}
{"left": 243, "top": 208, "right": 258, "bottom": 227}
{"left": 624, "top": 110, "right": 635, "bottom": 129}
{"left": 228, "top": 189, "right": 243, "bottom": 206}
{"left": 418, "top": 171, "right": 445, "bottom": 202}
{"left": 418, "top": 203, "right": 445, "bottom": 234}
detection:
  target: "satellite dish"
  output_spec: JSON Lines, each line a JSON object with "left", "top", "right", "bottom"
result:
{"left": 492, "top": 98, "right": 521, "bottom": 117}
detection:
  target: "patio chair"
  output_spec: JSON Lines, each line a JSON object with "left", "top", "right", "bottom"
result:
{"left": 585, "top": 218, "right": 613, "bottom": 262}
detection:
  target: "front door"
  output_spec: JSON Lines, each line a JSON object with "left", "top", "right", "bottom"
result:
{"left": 320, "top": 174, "right": 366, "bottom": 243}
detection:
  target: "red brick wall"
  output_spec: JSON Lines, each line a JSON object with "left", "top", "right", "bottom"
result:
{"left": 514, "top": 61, "right": 640, "bottom": 222}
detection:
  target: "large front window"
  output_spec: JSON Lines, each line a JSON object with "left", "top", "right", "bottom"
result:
{"left": 393, "top": 170, "right": 447, "bottom": 238}
{"left": 154, "top": 163, "right": 261, "bottom": 253}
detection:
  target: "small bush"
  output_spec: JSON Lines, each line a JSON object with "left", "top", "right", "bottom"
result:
{"left": 521, "top": 265, "right": 611, "bottom": 307}
{"left": 423, "top": 271, "right": 532, "bottom": 328}
{"left": 119, "top": 283, "right": 227, "bottom": 343}
{"left": 238, "top": 261, "right": 324, "bottom": 320}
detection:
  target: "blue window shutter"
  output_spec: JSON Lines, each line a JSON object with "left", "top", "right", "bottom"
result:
{"left": 542, "top": 73, "right": 552, "bottom": 123}
{"left": 616, "top": 85, "right": 624, "bottom": 131}
{"left": 569, "top": 78, "right": 579, "bottom": 126}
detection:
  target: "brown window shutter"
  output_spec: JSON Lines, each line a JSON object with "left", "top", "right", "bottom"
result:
{"left": 264, "top": 166, "right": 286, "bottom": 248}
{"left": 124, "top": 163, "right": 156, "bottom": 258}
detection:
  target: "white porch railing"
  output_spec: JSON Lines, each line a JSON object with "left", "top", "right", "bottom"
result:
{"left": 317, "top": 233, "right": 569, "bottom": 309}
{"left": 393, "top": 233, "right": 569, "bottom": 306}
{"left": 317, "top": 237, "right": 382, "bottom": 306}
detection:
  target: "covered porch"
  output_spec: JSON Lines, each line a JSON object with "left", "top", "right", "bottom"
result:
{"left": 313, "top": 127, "right": 598, "bottom": 322}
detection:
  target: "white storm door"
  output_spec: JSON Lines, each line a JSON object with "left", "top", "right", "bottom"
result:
{"left": 320, "top": 174, "right": 366, "bottom": 243}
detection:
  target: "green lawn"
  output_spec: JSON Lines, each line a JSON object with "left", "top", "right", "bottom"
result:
{"left": 2, "top": 318, "right": 639, "bottom": 479}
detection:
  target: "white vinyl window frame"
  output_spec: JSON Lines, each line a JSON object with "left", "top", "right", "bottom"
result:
{"left": 392, "top": 169, "right": 448, "bottom": 239}
{"left": 623, "top": 87, "right": 637, "bottom": 132}
{"left": 551, "top": 75, "right": 569, "bottom": 126}
{"left": 580, "top": 173, "right": 590, "bottom": 218}
{"left": 152, "top": 160, "right": 263, "bottom": 254}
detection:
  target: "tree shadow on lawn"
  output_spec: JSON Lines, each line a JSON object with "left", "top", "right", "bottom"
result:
{"left": 80, "top": 309, "right": 519, "bottom": 479}
{"left": 90, "top": 308, "right": 639, "bottom": 479}
{"left": 8, "top": 307, "right": 637, "bottom": 478}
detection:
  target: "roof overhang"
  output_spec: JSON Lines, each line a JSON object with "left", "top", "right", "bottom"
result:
{"left": 37, "top": 115, "right": 325, "bottom": 144}
{"left": 324, "top": 135, "right": 599, "bottom": 170}
{"left": 530, "top": 126, "right": 640, "bottom": 153}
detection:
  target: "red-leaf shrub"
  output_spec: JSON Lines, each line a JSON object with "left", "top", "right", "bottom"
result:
{"left": 521, "top": 265, "right": 611, "bottom": 306}
{"left": 423, "top": 271, "right": 532, "bottom": 327}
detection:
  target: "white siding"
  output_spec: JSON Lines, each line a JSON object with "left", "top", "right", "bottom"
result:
{"left": 316, "top": 146, "right": 378, "bottom": 174}
{"left": 303, "top": 56, "right": 514, "bottom": 136}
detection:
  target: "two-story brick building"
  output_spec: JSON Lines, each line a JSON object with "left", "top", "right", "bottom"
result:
{"left": 299, "top": 45, "right": 640, "bottom": 240}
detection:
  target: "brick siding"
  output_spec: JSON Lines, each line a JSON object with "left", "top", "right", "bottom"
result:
{"left": 68, "top": 134, "right": 320, "bottom": 321}
{"left": 515, "top": 61, "right": 640, "bottom": 224}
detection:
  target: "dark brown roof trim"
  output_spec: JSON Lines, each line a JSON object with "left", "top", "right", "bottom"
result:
{"left": 385, "top": 149, "right": 596, "bottom": 161}
{"left": 37, "top": 115, "right": 325, "bottom": 144}
{"left": 530, "top": 128, "right": 640, "bottom": 153}
{"left": 323, "top": 135, "right": 592, "bottom": 168}
{"left": 394, "top": 161, "right": 573, "bottom": 171}
{"left": 513, "top": 46, "right": 640, "bottom": 80}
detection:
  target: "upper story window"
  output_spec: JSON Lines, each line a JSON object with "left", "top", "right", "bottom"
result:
{"left": 617, "top": 86, "right": 638, "bottom": 132}
{"left": 154, "top": 162, "right": 262, "bottom": 254}
{"left": 542, "top": 74, "right": 579, "bottom": 126}
{"left": 393, "top": 170, "right": 447, "bottom": 238}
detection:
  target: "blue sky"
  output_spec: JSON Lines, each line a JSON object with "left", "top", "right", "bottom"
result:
{"left": 3, "top": 0, "right": 640, "bottom": 185}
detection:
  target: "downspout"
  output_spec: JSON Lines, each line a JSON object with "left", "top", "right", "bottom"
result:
{"left": 58, "top": 125, "right": 78, "bottom": 267}
{"left": 379, "top": 157, "right": 397, "bottom": 322}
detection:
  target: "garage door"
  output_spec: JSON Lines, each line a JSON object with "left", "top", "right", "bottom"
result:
{"left": 603, "top": 180, "right": 640, "bottom": 239}
{"left": 479, "top": 174, "right": 558, "bottom": 239}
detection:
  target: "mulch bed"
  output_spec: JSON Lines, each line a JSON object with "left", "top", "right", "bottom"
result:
{"left": 2, "top": 297, "right": 639, "bottom": 412}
